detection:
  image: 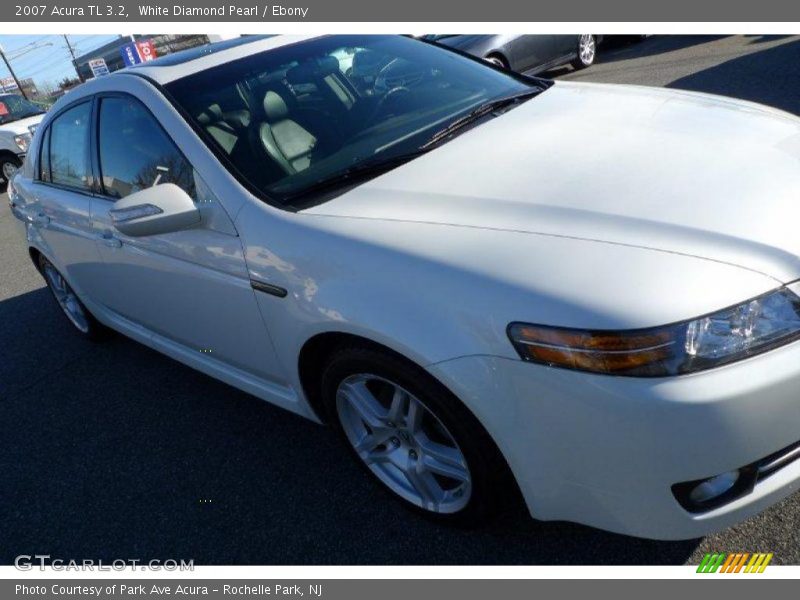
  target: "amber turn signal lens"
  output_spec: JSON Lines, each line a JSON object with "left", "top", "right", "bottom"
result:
{"left": 508, "top": 323, "right": 677, "bottom": 374}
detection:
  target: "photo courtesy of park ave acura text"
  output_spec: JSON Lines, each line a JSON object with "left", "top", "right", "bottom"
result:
{"left": 2, "top": 0, "right": 800, "bottom": 576}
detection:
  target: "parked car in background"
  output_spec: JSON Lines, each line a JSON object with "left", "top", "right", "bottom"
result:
{"left": 10, "top": 34, "right": 800, "bottom": 540}
{"left": 0, "top": 93, "right": 46, "bottom": 182}
{"left": 423, "top": 34, "right": 601, "bottom": 74}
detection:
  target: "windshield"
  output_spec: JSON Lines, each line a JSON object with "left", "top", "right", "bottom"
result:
{"left": 0, "top": 94, "right": 45, "bottom": 125}
{"left": 166, "top": 35, "right": 544, "bottom": 208}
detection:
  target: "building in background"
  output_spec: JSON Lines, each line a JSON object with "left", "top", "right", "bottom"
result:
{"left": 72, "top": 34, "right": 211, "bottom": 81}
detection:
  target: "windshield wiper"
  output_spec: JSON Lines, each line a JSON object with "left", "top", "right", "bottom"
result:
{"left": 283, "top": 149, "right": 431, "bottom": 202}
{"left": 421, "top": 88, "right": 544, "bottom": 149}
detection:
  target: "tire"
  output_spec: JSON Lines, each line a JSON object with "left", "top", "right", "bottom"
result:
{"left": 571, "top": 34, "right": 597, "bottom": 70}
{"left": 485, "top": 54, "right": 509, "bottom": 70}
{"left": 1, "top": 155, "right": 22, "bottom": 182}
{"left": 321, "top": 343, "right": 516, "bottom": 525}
{"left": 39, "top": 254, "right": 109, "bottom": 341}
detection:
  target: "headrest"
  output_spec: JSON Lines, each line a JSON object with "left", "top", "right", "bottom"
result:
{"left": 286, "top": 56, "right": 339, "bottom": 83}
{"left": 263, "top": 91, "right": 289, "bottom": 122}
{"left": 224, "top": 109, "right": 250, "bottom": 130}
{"left": 196, "top": 103, "right": 223, "bottom": 125}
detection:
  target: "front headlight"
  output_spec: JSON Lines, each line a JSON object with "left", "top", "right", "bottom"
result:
{"left": 14, "top": 133, "right": 31, "bottom": 152}
{"left": 508, "top": 287, "right": 800, "bottom": 376}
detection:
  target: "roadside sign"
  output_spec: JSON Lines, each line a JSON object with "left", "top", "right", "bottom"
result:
{"left": 0, "top": 76, "right": 18, "bottom": 92}
{"left": 136, "top": 40, "right": 157, "bottom": 62}
{"left": 89, "top": 58, "right": 110, "bottom": 77}
{"left": 120, "top": 42, "right": 142, "bottom": 67}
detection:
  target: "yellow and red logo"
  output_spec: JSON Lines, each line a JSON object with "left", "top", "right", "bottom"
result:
{"left": 696, "top": 553, "right": 773, "bottom": 573}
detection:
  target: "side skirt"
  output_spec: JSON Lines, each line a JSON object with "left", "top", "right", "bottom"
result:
{"left": 82, "top": 297, "right": 319, "bottom": 422}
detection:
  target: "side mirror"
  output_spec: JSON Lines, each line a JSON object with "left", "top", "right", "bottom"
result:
{"left": 109, "top": 183, "right": 200, "bottom": 237}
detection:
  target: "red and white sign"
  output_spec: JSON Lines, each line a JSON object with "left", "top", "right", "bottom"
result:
{"left": 89, "top": 58, "right": 110, "bottom": 77}
{"left": 136, "top": 40, "right": 157, "bottom": 62}
{"left": 0, "top": 76, "right": 19, "bottom": 93}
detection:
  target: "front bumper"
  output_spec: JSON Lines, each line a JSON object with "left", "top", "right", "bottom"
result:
{"left": 429, "top": 339, "right": 800, "bottom": 540}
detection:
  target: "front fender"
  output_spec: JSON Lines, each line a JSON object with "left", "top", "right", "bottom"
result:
{"left": 236, "top": 199, "right": 778, "bottom": 395}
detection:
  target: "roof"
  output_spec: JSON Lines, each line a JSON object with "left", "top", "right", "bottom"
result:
{"left": 123, "top": 34, "right": 324, "bottom": 85}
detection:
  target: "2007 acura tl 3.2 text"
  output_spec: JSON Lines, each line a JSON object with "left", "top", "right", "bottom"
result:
{"left": 9, "top": 34, "right": 800, "bottom": 539}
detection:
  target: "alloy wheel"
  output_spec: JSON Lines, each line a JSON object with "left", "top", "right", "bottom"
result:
{"left": 42, "top": 262, "right": 90, "bottom": 334}
{"left": 336, "top": 373, "right": 472, "bottom": 513}
{"left": 578, "top": 34, "right": 596, "bottom": 66}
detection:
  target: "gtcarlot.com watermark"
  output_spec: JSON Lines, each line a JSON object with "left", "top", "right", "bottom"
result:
{"left": 14, "top": 555, "right": 194, "bottom": 572}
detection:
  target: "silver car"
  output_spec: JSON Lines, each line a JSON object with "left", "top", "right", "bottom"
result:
{"left": 423, "top": 34, "right": 601, "bottom": 73}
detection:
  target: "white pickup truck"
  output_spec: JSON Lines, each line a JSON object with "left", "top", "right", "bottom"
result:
{"left": 0, "top": 93, "right": 47, "bottom": 182}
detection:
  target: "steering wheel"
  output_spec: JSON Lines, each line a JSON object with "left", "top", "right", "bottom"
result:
{"left": 374, "top": 58, "right": 427, "bottom": 94}
{"left": 369, "top": 86, "right": 413, "bottom": 123}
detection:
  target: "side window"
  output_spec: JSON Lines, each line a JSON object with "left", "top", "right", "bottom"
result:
{"left": 49, "top": 102, "right": 92, "bottom": 190}
{"left": 97, "top": 96, "right": 196, "bottom": 200}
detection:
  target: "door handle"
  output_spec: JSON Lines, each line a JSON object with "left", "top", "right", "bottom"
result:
{"left": 101, "top": 232, "right": 122, "bottom": 248}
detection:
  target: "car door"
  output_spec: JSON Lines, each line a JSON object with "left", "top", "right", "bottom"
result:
{"left": 88, "top": 93, "right": 284, "bottom": 383}
{"left": 551, "top": 35, "right": 580, "bottom": 62}
{"left": 509, "top": 35, "right": 562, "bottom": 73}
{"left": 23, "top": 99, "right": 105, "bottom": 298}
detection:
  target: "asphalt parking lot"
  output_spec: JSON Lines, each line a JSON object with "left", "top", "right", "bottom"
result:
{"left": 2, "top": 34, "right": 800, "bottom": 566}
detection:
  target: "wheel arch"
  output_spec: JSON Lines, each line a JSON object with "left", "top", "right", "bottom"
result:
{"left": 296, "top": 329, "right": 524, "bottom": 505}
{"left": 484, "top": 51, "right": 509, "bottom": 69}
{"left": 28, "top": 245, "right": 43, "bottom": 272}
{"left": 298, "top": 331, "right": 413, "bottom": 423}
{"left": 27, "top": 244, "right": 58, "bottom": 277}
{"left": 0, "top": 149, "right": 22, "bottom": 176}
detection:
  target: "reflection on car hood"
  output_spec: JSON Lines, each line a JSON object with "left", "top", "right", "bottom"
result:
{"left": 304, "top": 81, "right": 800, "bottom": 283}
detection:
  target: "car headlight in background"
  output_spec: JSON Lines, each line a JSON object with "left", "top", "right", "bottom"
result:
{"left": 14, "top": 133, "right": 31, "bottom": 152}
{"left": 508, "top": 287, "right": 800, "bottom": 376}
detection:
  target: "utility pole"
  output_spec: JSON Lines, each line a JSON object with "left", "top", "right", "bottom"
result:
{"left": 63, "top": 34, "right": 85, "bottom": 83}
{"left": 0, "top": 43, "right": 29, "bottom": 99}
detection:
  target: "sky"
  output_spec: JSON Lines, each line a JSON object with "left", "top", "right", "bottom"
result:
{"left": 0, "top": 34, "right": 120, "bottom": 91}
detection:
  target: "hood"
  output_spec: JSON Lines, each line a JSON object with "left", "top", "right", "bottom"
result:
{"left": 0, "top": 114, "right": 44, "bottom": 136}
{"left": 305, "top": 82, "right": 800, "bottom": 283}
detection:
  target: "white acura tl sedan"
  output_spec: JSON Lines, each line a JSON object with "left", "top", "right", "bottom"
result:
{"left": 9, "top": 34, "right": 800, "bottom": 540}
